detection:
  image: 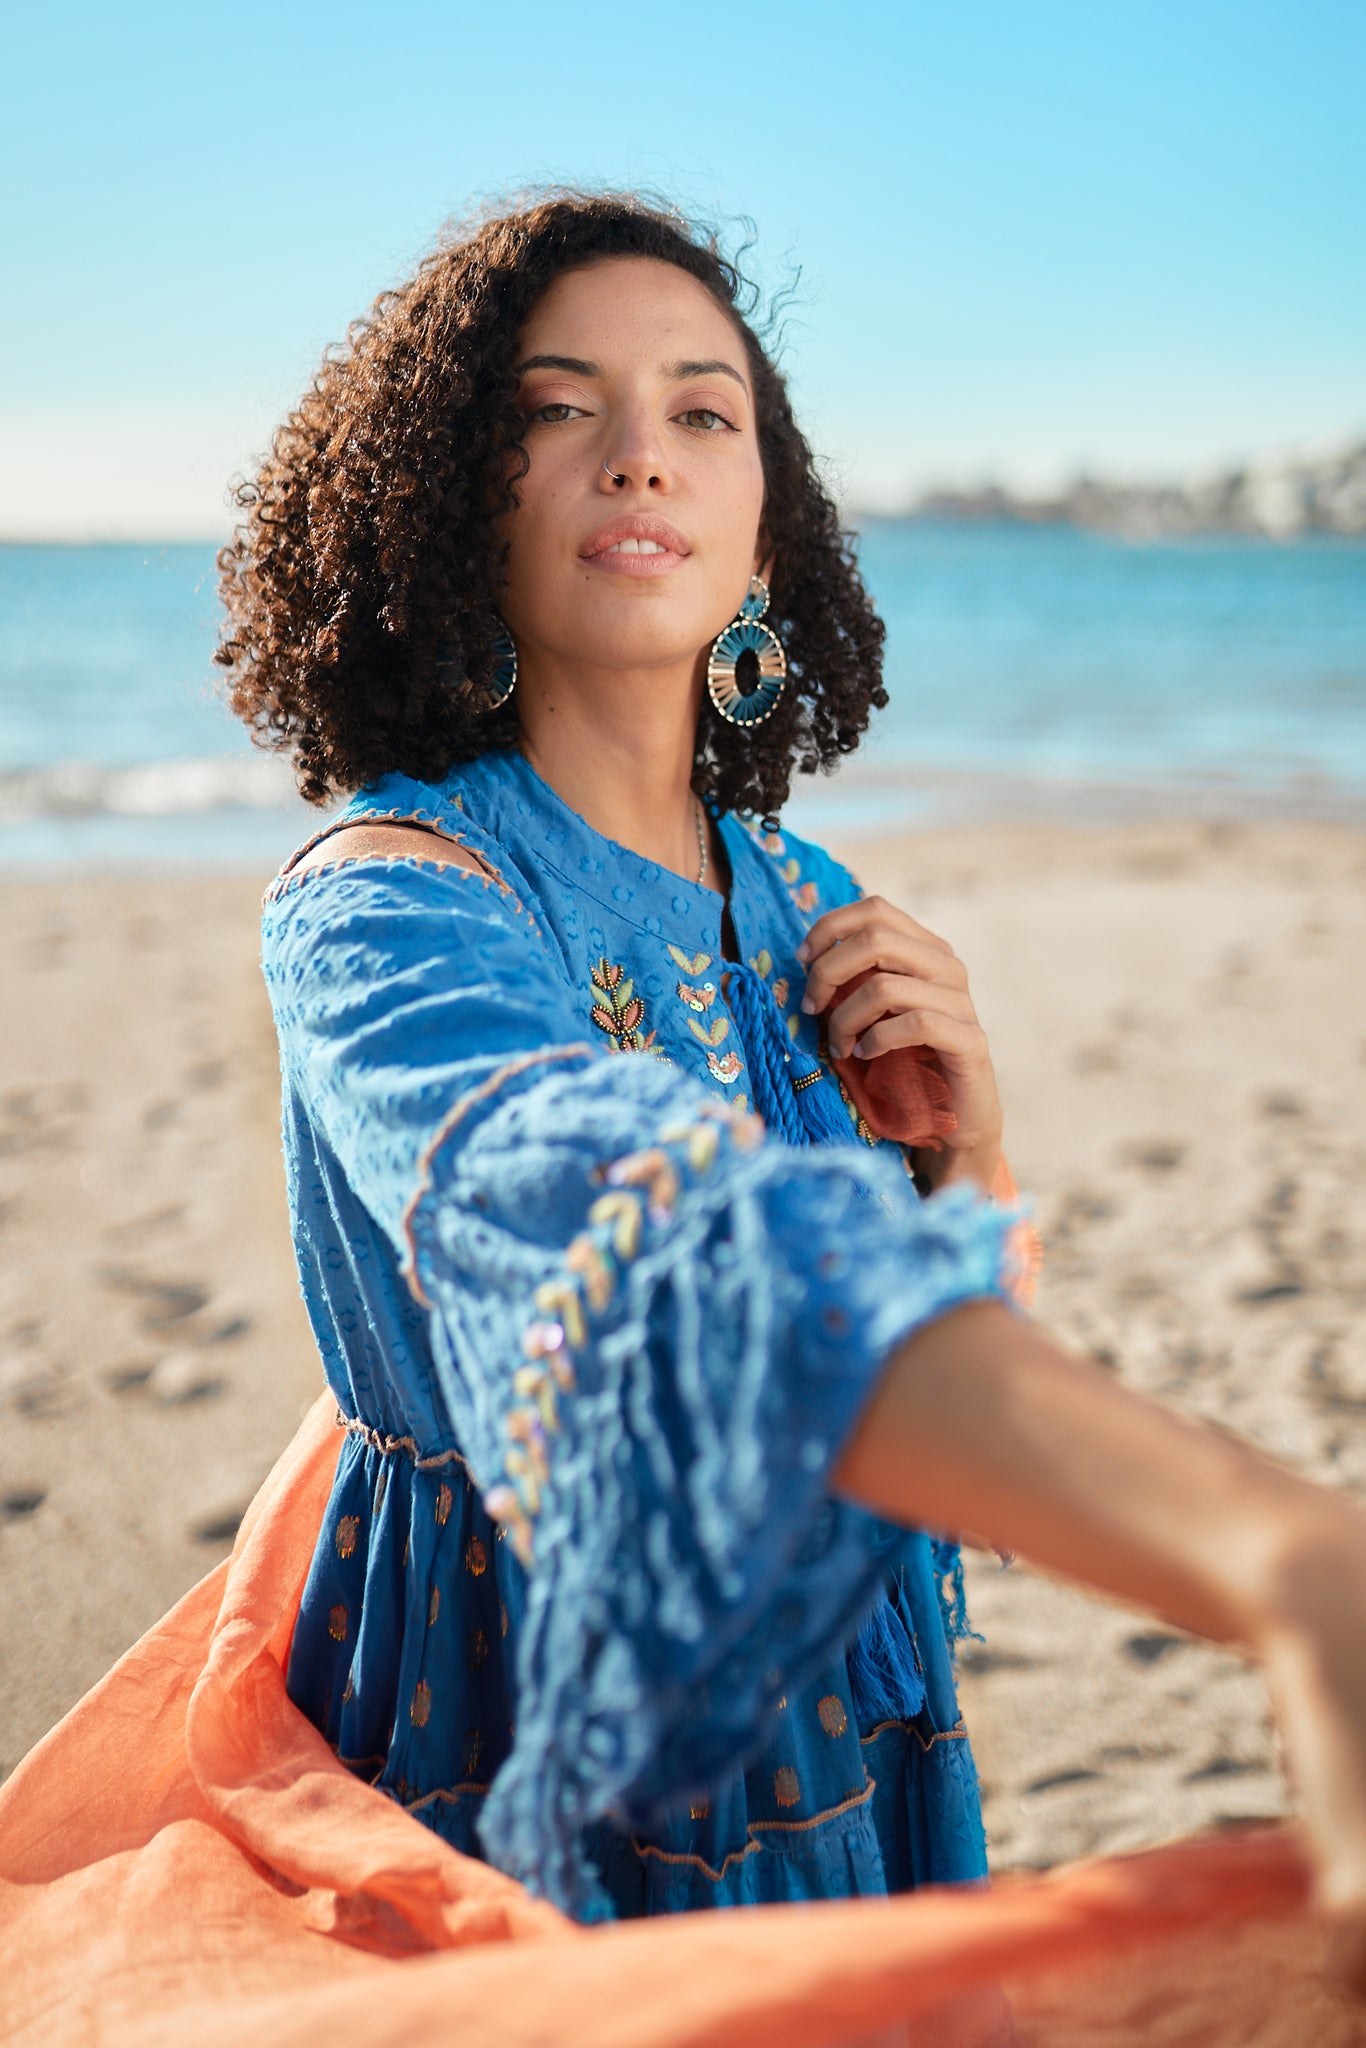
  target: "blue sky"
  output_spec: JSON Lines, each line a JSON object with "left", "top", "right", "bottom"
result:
{"left": 3, "top": 0, "right": 1362, "bottom": 536}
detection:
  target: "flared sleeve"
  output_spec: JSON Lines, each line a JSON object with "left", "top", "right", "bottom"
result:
{"left": 264, "top": 855, "right": 1016, "bottom": 1916}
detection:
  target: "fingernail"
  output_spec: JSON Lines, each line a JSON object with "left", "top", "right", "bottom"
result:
{"left": 800, "top": 994, "right": 815, "bottom": 1014}
{"left": 795, "top": 942, "right": 809, "bottom": 962}
{"left": 853, "top": 1036, "right": 871, "bottom": 1058}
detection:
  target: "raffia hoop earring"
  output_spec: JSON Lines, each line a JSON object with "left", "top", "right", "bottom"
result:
{"left": 706, "top": 577, "right": 787, "bottom": 728}
{"left": 484, "top": 620, "right": 518, "bottom": 709}
{"left": 435, "top": 617, "right": 517, "bottom": 711}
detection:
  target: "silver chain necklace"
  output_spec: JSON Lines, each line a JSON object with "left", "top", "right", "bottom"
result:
{"left": 693, "top": 796, "right": 708, "bottom": 887}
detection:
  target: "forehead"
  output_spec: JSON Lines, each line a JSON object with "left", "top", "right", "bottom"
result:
{"left": 517, "top": 257, "right": 747, "bottom": 377}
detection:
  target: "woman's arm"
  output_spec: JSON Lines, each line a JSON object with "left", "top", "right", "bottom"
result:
{"left": 835, "top": 1300, "right": 1366, "bottom": 1926}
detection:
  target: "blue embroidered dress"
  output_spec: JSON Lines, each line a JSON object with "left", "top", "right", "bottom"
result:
{"left": 263, "top": 748, "right": 1013, "bottom": 1923}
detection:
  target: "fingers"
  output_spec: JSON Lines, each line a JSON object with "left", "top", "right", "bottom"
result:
{"left": 842, "top": 1007, "right": 990, "bottom": 1068}
{"left": 797, "top": 896, "right": 957, "bottom": 974}
{"left": 825, "top": 974, "right": 977, "bottom": 1059}
{"left": 800, "top": 921, "right": 968, "bottom": 1016}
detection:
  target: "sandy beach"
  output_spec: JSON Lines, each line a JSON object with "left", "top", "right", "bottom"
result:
{"left": 2, "top": 812, "right": 1364, "bottom": 1879}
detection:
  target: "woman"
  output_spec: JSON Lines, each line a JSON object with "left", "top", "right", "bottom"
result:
{"left": 217, "top": 192, "right": 1366, "bottom": 1937}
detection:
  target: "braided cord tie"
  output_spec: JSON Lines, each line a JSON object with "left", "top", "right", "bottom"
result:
{"left": 722, "top": 963, "right": 850, "bottom": 1149}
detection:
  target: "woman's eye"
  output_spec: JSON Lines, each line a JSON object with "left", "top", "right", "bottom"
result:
{"left": 529, "top": 402, "right": 585, "bottom": 424}
{"left": 677, "top": 407, "right": 735, "bottom": 433}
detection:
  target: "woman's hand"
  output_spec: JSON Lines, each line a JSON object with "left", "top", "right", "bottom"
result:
{"left": 1256, "top": 1521, "right": 1366, "bottom": 1985}
{"left": 796, "top": 896, "right": 1003, "bottom": 1191}
{"left": 836, "top": 1300, "right": 1366, "bottom": 1984}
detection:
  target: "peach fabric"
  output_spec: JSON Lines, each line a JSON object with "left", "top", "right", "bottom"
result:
{"left": 1, "top": 1396, "right": 1358, "bottom": 2047}
{"left": 824, "top": 971, "right": 1042, "bottom": 1307}
{"left": 826, "top": 969, "right": 959, "bottom": 1151}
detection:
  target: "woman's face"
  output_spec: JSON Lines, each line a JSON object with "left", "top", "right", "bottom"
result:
{"left": 498, "top": 256, "right": 767, "bottom": 685}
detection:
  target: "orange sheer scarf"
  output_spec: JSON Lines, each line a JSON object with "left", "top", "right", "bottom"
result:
{"left": 0, "top": 1394, "right": 1349, "bottom": 2047}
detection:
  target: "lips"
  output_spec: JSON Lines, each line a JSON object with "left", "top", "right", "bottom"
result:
{"left": 579, "top": 514, "right": 690, "bottom": 562}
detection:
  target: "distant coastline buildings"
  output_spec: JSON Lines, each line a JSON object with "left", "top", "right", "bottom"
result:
{"left": 901, "top": 438, "right": 1366, "bottom": 539}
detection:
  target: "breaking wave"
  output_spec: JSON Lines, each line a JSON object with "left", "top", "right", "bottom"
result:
{"left": 0, "top": 754, "right": 303, "bottom": 824}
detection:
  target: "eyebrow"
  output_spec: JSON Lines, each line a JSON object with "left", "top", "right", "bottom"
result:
{"left": 516, "top": 352, "right": 750, "bottom": 394}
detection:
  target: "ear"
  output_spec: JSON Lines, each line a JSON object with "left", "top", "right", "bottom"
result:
{"left": 754, "top": 549, "right": 776, "bottom": 587}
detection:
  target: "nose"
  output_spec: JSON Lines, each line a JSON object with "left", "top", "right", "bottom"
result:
{"left": 597, "top": 404, "right": 672, "bottom": 495}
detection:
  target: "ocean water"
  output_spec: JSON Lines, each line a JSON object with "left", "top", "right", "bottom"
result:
{"left": 1, "top": 526, "right": 1363, "bottom": 864}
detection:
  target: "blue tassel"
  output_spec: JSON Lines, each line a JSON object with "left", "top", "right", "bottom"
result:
{"left": 932, "top": 1537, "right": 983, "bottom": 1647}
{"left": 723, "top": 965, "right": 853, "bottom": 1151}
{"left": 791, "top": 1057, "right": 856, "bottom": 1148}
{"left": 848, "top": 1592, "right": 927, "bottom": 1723}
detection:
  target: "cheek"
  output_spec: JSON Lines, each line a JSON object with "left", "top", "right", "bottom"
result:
{"left": 502, "top": 475, "right": 567, "bottom": 592}
{"left": 735, "top": 449, "right": 767, "bottom": 545}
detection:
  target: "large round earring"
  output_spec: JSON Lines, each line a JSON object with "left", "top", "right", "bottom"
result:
{"left": 706, "top": 576, "right": 787, "bottom": 728}
{"left": 484, "top": 620, "right": 517, "bottom": 710}
{"left": 436, "top": 619, "right": 517, "bottom": 711}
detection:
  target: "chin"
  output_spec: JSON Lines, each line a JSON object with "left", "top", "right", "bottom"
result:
{"left": 542, "top": 603, "right": 712, "bottom": 674}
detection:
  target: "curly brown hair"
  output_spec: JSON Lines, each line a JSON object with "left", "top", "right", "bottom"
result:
{"left": 215, "top": 191, "right": 887, "bottom": 820}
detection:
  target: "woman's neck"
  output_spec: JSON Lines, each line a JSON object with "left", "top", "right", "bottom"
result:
{"left": 515, "top": 671, "right": 722, "bottom": 892}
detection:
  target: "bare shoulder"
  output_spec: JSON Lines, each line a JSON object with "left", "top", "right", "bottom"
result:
{"left": 289, "top": 820, "right": 492, "bottom": 882}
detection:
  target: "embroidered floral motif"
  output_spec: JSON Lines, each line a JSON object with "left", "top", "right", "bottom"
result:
{"left": 585, "top": 1187, "right": 643, "bottom": 1255}
{"left": 749, "top": 947, "right": 798, "bottom": 1028}
{"left": 588, "top": 957, "right": 658, "bottom": 1054}
{"left": 748, "top": 821, "right": 822, "bottom": 918}
{"left": 670, "top": 951, "right": 742, "bottom": 1087}
{"left": 667, "top": 944, "right": 712, "bottom": 975}
{"left": 483, "top": 1105, "right": 763, "bottom": 1566}
{"left": 687, "top": 1015, "right": 730, "bottom": 1049}
{"left": 817, "top": 1694, "right": 848, "bottom": 1738}
{"left": 773, "top": 1766, "right": 802, "bottom": 1807}
{"left": 835, "top": 1074, "right": 877, "bottom": 1147}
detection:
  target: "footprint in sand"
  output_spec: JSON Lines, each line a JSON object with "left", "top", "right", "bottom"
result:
{"left": 1072, "top": 1043, "right": 1122, "bottom": 1075}
{"left": 100, "top": 1269, "right": 211, "bottom": 1330}
{"left": 0, "top": 1488, "right": 45, "bottom": 1522}
{"left": 191, "top": 1502, "right": 249, "bottom": 1546}
{"left": 103, "top": 1205, "right": 188, "bottom": 1242}
{"left": 1184, "top": 1753, "right": 1268, "bottom": 1783}
{"left": 1123, "top": 1632, "right": 1187, "bottom": 1666}
{"left": 1025, "top": 1769, "right": 1101, "bottom": 1794}
{"left": 1119, "top": 1140, "right": 1186, "bottom": 1175}
{"left": 107, "top": 1350, "right": 226, "bottom": 1405}
{"left": 1306, "top": 1340, "right": 1366, "bottom": 1418}
{"left": 0, "top": 1084, "right": 86, "bottom": 1159}
{"left": 0, "top": 1340, "right": 71, "bottom": 1420}
{"left": 185, "top": 1058, "right": 230, "bottom": 1092}
{"left": 959, "top": 1648, "right": 1037, "bottom": 1678}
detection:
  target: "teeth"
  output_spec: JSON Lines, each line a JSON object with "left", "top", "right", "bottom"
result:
{"left": 608, "top": 538, "right": 665, "bottom": 555}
